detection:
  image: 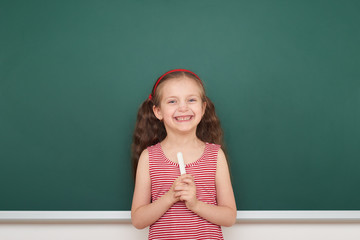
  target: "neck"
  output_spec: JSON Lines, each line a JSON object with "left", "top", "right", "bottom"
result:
{"left": 162, "top": 131, "right": 202, "bottom": 149}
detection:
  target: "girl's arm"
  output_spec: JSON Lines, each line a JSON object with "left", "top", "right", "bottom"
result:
{"left": 131, "top": 149, "right": 179, "bottom": 229}
{"left": 175, "top": 148, "right": 237, "bottom": 227}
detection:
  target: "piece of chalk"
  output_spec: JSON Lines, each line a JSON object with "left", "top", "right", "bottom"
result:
{"left": 177, "top": 152, "right": 186, "bottom": 175}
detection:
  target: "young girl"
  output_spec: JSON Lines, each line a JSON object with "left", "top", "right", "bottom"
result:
{"left": 131, "top": 69, "right": 236, "bottom": 239}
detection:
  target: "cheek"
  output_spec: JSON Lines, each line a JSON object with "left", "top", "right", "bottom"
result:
{"left": 162, "top": 107, "right": 175, "bottom": 118}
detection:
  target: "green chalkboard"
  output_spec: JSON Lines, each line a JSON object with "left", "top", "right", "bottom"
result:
{"left": 1, "top": 0, "right": 359, "bottom": 210}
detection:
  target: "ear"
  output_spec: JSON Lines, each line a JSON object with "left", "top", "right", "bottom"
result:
{"left": 152, "top": 105, "right": 163, "bottom": 120}
{"left": 202, "top": 101, "right": 207, "bottom": 117}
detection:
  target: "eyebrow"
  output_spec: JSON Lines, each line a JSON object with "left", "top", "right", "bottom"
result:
{"left": 164, "top": 94, "right": 200, "bottom": 99}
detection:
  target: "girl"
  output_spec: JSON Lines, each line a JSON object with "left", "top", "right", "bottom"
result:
{"left": 131, "top": 69, "right": 236, "bottom": 239}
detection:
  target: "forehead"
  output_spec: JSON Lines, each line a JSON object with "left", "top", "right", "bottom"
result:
{"left": 159, "top": 77, "right": 203, "bottom": 97}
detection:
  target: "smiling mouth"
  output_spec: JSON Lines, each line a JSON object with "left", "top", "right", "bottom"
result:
{"left": 174, "top": 116, "right": 193, "bottom": 121}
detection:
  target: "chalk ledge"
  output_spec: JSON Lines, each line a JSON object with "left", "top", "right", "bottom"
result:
{"left": 1, "top": 211, "right": 360, "bottom": 222}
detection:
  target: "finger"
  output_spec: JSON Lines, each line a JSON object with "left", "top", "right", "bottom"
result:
{"left": 174, "top": 186, "right": 183, "bottom": 191}
{"left": 181, "top": 177, "right": 193, "bottom": 183}
{"left": 175, "top": 185, "right": 190, "bottom": 192}
{"left": 179, "top": 193, "right": 189, "bottom": 201}
{"left": 174, "top": 191, "right": 182, "bottom": 198}
{"left": 181, "top": 174, "right": 194, "bottom": 182}
{"left": 174, "top": 174, "right": 187, "bottom": 183}
{"left": 180, "top": 193, "right": 193, "bottom": 202}
{"left": 181, "top": 178, "right": 196, "bottom": 186}
{"left": 174, "top": 176, "right": 183, "bottom": 184}
{"left": 185, "top": 174, "right": 194, "bottom": 179}
{"left": 173, "top": 180, "right": 186, "bottom": 190}
{"left": 177, "top": 192, "right": 189, "bottom": 201}
{"left": 177, "top": 174, "right": 190, "bottom": 180}
{"left": 174, "top": 182, "right": 188, "bottom": 189}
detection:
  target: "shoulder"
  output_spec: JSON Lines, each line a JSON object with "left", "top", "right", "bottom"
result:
{"left": 205, "top": 143, "right": 227, "bottom": 166}
{"left": 206, "top": 143, "right": 227, "bottom": 168}
{"left": 206, "top": 143, "right": 224, "bottom": 156}
{"left": 139, "top": 142, "right": 162, "bottom": 165}
{"left": 146, "top": 142, "right": 160, "bottom": 154}
{"left": 138, "top": 148, "right": 149, "bottom": 167}
{"left": 216, "top": 147, "right": 227, "bottom": 164}
{"left": 215, "top": 148, "right": 231, "bottom": 181}
{"left": 135, "top": 148, "right": 151, "bottom": 181}
{"left": 139, "top": 148, "right": 149, "bottom": 158}
{"left": 206, "top": 142, "right": 221, "bottom": 151}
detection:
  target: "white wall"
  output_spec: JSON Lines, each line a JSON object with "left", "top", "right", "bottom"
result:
{"left": 1, "top": 222, "right": 360, "bottom": 240}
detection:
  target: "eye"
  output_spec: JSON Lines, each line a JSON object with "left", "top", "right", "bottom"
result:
{"left": 168, "top": 100, "right": 176, "bottom": 104}
{"left": 188, "top": 98, "right": 197, "bottom": 102}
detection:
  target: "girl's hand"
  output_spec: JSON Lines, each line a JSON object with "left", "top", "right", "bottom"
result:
{"left": 174, "top": 174, "right": 198, "bottom": 211}
{"left": 165, "top": 176, "right": 183, "bottom": 205}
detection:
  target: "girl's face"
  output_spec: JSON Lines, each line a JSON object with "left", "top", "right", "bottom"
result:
{"left": 152, "top": 77, "right": 206, "bottom": 136}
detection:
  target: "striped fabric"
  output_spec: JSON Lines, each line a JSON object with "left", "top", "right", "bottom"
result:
{"left": 148, "top": 142, "right": 223, "bottom": 240}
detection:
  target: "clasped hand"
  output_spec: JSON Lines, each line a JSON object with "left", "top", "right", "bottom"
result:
{"left": 169, "top": 174, "right": 198, "bottom": 210}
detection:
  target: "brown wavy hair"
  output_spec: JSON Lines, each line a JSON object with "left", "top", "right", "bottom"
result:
{"left": 131, "top": 70, "right": 226, "bottom": 179}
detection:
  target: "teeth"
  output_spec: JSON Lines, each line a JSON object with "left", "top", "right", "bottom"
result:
{"left": 176, "top": 116, "right": 191, "bottom": 121}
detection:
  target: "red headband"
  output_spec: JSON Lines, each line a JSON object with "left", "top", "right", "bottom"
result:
{"left": 149, "top": 69, "right": 201, "bottom": 100}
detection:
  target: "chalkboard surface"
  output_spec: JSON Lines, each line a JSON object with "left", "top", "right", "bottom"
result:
{"left": 1, "top": 0, "right": 359, "bottom": 210}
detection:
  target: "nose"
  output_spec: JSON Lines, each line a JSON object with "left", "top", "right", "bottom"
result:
{"left": 178, "top": 100, "right": 188, "bottom": 111}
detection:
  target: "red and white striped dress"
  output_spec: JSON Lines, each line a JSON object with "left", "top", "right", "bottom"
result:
{"left": 148, "top": 142, "right": 223, "bottom": 240}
